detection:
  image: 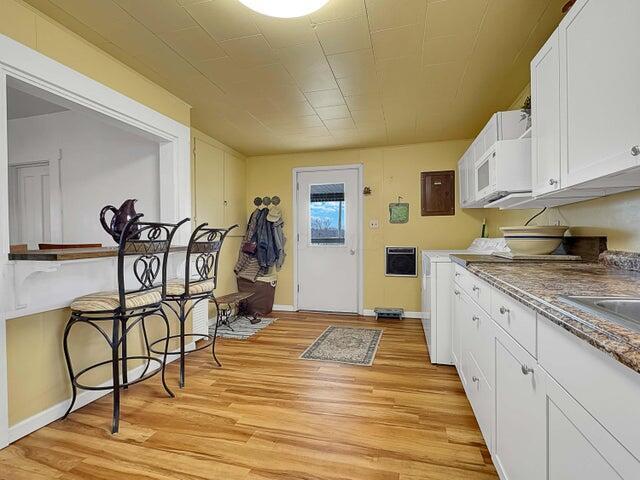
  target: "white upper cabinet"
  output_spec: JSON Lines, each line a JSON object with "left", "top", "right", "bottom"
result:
{"left": 559, "top": 0, "right": 640, "bottom": 188}
{"left": 531, "top": 29, "right": 561, "bottom": 196}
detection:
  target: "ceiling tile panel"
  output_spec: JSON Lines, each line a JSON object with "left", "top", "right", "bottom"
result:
{"left": 185, "top": 0, "right": 260, "bottom": 42}
{"left": 305, "top": 89, "right": 346, "bottom": 108}
{"left": 256, "top": 16, "right": 316, "bottom": 48}
{"left": 365, "top": 0, "right": 427, "bottom": 32}
{"left": 422, "top": 33, "right": 476, "bottom": 66}
{"left": 327, "top": 49, "right": 375, "bottom": 79}
{"left": 371, "top": 24, "right": 422, "bottom": 61}
{"left": 159, "top": 26, "right": 226, "bottom": 63}
{"left": 315, "top": 104, "right": 351, "bottom": 120}
{"left": 315, "top": 16, "right": 371, "bottom": 55}
{"left": 219, "top": 35, "right": 279, "bottom": 67}
{"left": 309, "top": 0, "right": 366, "bottom": 23}
{"left": 425, "top": 0, "right": 489, "bottom": 38}
{"left": 115, "top": 0, "right": 197, "bottom": 32}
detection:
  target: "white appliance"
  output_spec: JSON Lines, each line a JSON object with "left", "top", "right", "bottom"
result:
{"left": 421, "top": 238, "right": 508, "bottom": 365}
{"left": 473, "top": 140, "right": 532, "bottom": 204}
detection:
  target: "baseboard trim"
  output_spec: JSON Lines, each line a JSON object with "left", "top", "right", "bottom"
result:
{"left": 8, "top": 342, "right": 196, "bottom": 444}
{"left": 363, "top": 309, "right": 423, "bottom": 319}
{"left": 272, "top": 304, "right": 296, "bottom": 312}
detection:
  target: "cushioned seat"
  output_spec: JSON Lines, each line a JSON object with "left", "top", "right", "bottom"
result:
{"left": 165, "top": 279, "right": 215, "bottom": 296}
{"left": 70, "top": 290, "right": 162, "bottom": 312}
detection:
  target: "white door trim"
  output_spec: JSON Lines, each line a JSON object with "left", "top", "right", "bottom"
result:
{"left": 292, "top": 164, "right": 364, "bottom": 315}
{"left": 0, "top": 33, "right": 190, "bottom": 449}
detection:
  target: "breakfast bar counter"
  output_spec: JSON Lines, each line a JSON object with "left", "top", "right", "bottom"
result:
{"left": 9, "top": 246, "right": 187, "bottom": 262}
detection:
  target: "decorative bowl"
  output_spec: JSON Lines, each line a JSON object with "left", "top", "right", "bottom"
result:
{"left": 500, "top": 225, "right": 569, "bottom": 255}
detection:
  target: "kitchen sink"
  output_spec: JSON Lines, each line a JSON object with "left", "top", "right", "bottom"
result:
{"left": 559, "top": 296, "right": 640, "bottom": 334}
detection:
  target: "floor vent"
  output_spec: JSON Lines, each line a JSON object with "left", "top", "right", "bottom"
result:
{"left": 374, "top": 307, "right": 404, "bottom": 320}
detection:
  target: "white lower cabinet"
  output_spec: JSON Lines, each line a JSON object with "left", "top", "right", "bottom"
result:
{"left": 493, "top": 329, "right": 546, "bottom": 480}
{"left": 545, "top": 373, "right": 636, "bottom": 479}
{"left": 451, "top": 265, "right": 640, "bottom": 480}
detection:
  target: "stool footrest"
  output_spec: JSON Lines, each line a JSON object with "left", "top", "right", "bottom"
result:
{"left": 148, "top": 333, "right": 215, "bottom": 355}
{"left": 72, "top": 355, "right": 163, "bottom": 391}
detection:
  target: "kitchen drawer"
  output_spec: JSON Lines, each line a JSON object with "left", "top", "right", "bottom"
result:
{"left": 454, "top": 265, "right": 491, "bottom": 313}
{"left": 465, "top": 351, "right": 493, "bottom": 451}
{"left": 465, "top": 298, "right": 494, "bottom": 387}
{"left": 491, "top": 287, "right": 537, "bottom": 357}
{"left": 539, "top": 316, "right": 640, "bottom": 459}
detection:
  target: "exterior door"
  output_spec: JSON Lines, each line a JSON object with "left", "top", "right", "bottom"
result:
{"left": 9, "top": 163, "right": 52, "bottom": 249}
{"left": 296, "top": 168, "right": 359, "bottom": 313}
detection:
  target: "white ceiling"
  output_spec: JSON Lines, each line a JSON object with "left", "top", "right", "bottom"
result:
{"left": 7, "top": 86, "right": 68, "bottom": 120}
{"left": 23, "top": 0, "right": 566, "bottom": 155}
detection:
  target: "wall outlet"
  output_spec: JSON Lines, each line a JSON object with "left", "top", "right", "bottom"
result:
{"left": 369, "top": 219, "right": 379, "bottom": 229}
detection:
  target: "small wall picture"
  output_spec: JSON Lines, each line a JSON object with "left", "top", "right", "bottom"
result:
{"left": 389, "top": 202, "right": 409, "bottom": 224}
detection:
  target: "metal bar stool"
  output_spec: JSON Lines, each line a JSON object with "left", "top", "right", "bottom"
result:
{"left": 62, "top": 214, "right": 188, "bottom": 434}
{"left": 150, "top": 222, "right": 237, "bottom": 388}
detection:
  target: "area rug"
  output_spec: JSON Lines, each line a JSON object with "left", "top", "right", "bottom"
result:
{"left": 300, "top": 326, "right": 383, "bottom": 366}
{"left": 210, "top": 316, "right": 277, "bottom": 340}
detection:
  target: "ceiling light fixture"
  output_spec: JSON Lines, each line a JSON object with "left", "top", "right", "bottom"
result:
{"left": 237, "top": 0, "right": 330, "bottom": 18}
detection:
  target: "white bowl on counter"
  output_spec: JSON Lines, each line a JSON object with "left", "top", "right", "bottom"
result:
{"left": 500, "top": 225, "right": 569, "bottom": 255}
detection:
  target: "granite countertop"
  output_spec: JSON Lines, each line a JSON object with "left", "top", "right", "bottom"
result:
{"left": 9, "top": 246, "right": 187, "bottom": 261}
{"left": 451, "top": 254, "right": 640, "bottom": 373}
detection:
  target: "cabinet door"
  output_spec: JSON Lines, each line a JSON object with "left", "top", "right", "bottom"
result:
{"left": 559, "top": 0, "right": 640, "bottom": 187}
{"left": 493, "top": 328, "right": 546, "bottom": 480}
{"left": 545, "top": 373, "right": 638, "bottom": 480}
{"left": 458, "top": 154, "right": 468, "bottom": 207}
{"left": 451, "top": 287, "right": 463, "bottom": 371}
{"left": 531, "top": 29, "right": 561, "bottom": 196}
{"left": 193, "top": 138, "right": 224, "bottom": 227}
{"left": 223, "top": 152, "right": 246, "bottom": 236}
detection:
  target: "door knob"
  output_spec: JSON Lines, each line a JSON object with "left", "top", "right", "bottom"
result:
{"left": 631, "top": 145, "right": 640, "bottom": 156}
{"left": 548, "top": 178, "right": 558, "bottom": 186}
{"left": 349, "top": 249, "right": 356, "bottom": 255}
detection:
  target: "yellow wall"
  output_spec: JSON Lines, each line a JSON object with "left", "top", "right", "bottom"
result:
{"left": 246, "top": 141, "right": 488, "bottom": 312}
{"left": 0, "top": 0, "right": 190, "bottom": 126}
{"left": 485, "top": 84, "right": 640, "bottom": 252}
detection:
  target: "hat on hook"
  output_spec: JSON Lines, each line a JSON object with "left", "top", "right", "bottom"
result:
{"left": 267, "top": 204, "right": 282, "bottom": 222}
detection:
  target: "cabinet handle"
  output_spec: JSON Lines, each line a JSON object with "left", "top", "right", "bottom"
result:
{"left": 472, "top": 376, "right": 479, "bottom": 383}
{"left": 472, "top": 285, "right": 480, "bottom": 292}
{"left": 454, "top": 290, "right": 460, "bottom": 295}
{"left": 631, "top": 145, "right": 640, "bottom": 156}
{"left": 548, "top": 178, "right": 558, "bottom": 186}
{"left": 499, "top": 306, "right": 510, "bottom": 315}
{"left": 472, "top": 315, "right": 479, "bottom": 322}
{"left": 521, "top": 365, "right": 534, "bottom": 375}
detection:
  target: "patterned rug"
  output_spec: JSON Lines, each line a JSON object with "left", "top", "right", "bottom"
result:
{"left": 210, "top": 316, "right": 277, "bottom": 340}
{"left": 300, "top": 326, "right": 383, "bottom": 366}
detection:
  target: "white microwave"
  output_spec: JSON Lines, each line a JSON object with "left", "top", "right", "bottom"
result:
{"left": 474, "top": 139, "right": 532, "bottom": 203}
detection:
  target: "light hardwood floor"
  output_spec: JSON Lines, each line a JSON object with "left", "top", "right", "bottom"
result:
{"left": 0, "top": 312, "right": 498, "bottom": 479}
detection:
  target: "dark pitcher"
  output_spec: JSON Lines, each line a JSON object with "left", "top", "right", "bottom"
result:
{"left": 100, "top": 199, "right": 140, "bottom": 243}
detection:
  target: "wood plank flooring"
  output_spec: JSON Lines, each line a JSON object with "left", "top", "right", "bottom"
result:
{"left": 0, "top": 312, "right": 498, "bottom": 479}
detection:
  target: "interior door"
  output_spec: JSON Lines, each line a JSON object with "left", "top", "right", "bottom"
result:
{"left": 9, "top": 163, "right": 51, "bottom": 249}
{"left": 297, "top": 168, "right": 359, "bottom": 313}
{"left": 193, "top": 138, "right": 224, "bottom": 227}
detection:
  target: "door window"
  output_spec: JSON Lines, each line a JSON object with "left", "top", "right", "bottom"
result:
{"left": 309, "top": 183, "right": 345, "bottom": 245}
